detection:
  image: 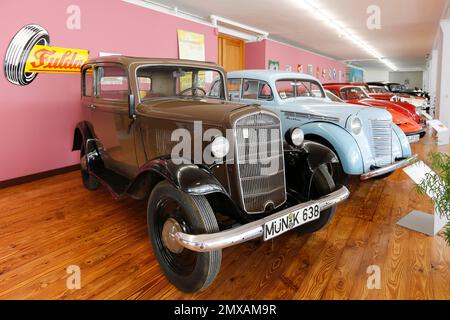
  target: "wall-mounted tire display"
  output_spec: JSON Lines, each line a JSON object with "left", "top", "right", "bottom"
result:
{"left": 4, "top": 24, "right": 49, "bottom": 86}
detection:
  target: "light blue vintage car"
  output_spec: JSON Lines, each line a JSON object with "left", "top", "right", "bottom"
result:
{"left": 226, "top": 70, "right": 417, "bottom": 182}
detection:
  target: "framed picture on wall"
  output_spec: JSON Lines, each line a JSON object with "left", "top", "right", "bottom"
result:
{"left": 297, "top": 64, "right": 303, "bottom": 73}
{"left": 307, "top": 64, "right": 313, "bottom": 75}
{"left": 333, "top": 68, "right": 337, "bottom": 80}
{"left": 268, "top": 60, "right": 279, "bottom": 71}
{"left": 177, "top": 29, "right": 205, "bottom": 61}
{"left": 285, "top": 65, "right": 292, "bottom": 72}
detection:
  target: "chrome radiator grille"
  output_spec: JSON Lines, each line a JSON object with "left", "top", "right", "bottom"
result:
{"left": 234, "top": 113, "right": 286, "bottom": 213}
{"left": 370, "top": 120, "right": 393, "bottom": 166}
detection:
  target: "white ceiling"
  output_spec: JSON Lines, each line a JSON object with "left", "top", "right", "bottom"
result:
{"left": 147, "top": 0, "right": 449, "bottom": 71}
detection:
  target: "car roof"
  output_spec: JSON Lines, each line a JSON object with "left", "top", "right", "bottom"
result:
{"left": 84, "top": 55, "right": 220, "bottom": 69}
{"left": 227, "top": 70, "right": 319, "bottom": 82}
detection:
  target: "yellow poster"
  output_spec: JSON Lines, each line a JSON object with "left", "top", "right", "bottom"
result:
{"left": 25, "top": 45, "right": 89, "bottom": 74}
{"left": 177, "top": 30, "right": 206, "bottom": 61}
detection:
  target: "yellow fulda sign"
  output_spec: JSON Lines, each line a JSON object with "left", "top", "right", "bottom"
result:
{"left": 25, "top": 45, "right": 89, "bottom": 74}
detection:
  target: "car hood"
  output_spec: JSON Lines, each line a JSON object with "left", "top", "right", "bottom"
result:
{"left": 354, "top": 98, "right": 418, "bottom": 120}
{"left": 136, "top": 98, "right": 260, "bottom": 126}
{"left": 283, "top": 98, "right": 366, "bottom": 119}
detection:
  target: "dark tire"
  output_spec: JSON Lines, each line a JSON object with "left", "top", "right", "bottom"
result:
{"left": 80, "top": 151, "right": 99, "bottom": 191}
{"left": 297, "top": 164, "right": 337, "bottom": 234}
{"left": 4, "top": 24, "right": 50, "bottom": 86}
{"left": 147, "top": 181, "right": 222, "bottom": 293}
{"left": 331, "top": 162, "right": 349, "bottom": 186}
{"left": 304, "top": 135, "right": 349, "bottom": 186}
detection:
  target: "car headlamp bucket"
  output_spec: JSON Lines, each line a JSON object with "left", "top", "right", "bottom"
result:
{"left": 285, "top": 127, "right": 305, "bottom": 147}
{"left": 211, "top": 136, "right": 230, "bottom": 158}
{"left": 350, "top": 117, "right": 362, "bottom": 135}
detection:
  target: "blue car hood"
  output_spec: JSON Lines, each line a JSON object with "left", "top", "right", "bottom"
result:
{"left": 282, "top": 98, "right": 391, "bottom": 121}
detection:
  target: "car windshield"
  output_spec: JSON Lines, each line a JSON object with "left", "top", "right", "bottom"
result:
{"left": 325, "top": 90, "right": 344, "bottom": 102}
{"left": 370, "top": 86, "right": 389, "bottom": 94}
{"left": 340, "top": 87, "right": 370, "bottom": 100}
{"left": 136, "top": 66, "right": 224, "bottom": 101}
{"left": 275, "top": 79, "right": 325, "bottom": 99}
{"left": 389, "top": 84, "right": 406, "bottom": 92}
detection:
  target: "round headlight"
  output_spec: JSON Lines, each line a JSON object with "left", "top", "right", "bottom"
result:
{"left": 211, "top": 136, "right": 230, "bottom": 158}
{"left": 286, "top": 128, "right": 304, "bottom": 147}
{"left": 351, "top": 117, "right": 362, "bottom": 135}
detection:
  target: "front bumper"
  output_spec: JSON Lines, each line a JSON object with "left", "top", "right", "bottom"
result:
{"left": 406, "top": 128, "right": 426, "bottom": 138}
{"left": 360, "top": 154, "right": 418, "bottom": 181}
{"left": 174, "top": 186, "right": 350, "bottom": 252}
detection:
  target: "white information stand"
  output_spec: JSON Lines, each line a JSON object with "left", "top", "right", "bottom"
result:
{"left": 428, "top": 119, "right": 449, "bottom": 146}
{"left": 398, "top": 161, "right": 448, "bottom": 236}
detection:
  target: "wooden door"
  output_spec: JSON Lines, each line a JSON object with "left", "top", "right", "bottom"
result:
{"left": 218, "top": 34, "right": 245, "bottom": 72}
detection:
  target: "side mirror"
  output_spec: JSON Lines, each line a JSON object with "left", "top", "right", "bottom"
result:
{"left": 128, "top": 93, "right": 135, "bottom": 118}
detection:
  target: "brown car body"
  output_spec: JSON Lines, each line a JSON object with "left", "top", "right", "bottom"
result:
{"left": 72, "top": 56, "right": 348, "bottom": 292}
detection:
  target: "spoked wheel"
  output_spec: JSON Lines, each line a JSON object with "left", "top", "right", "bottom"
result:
{"left": 297, "top": 164, "right": 337, "bottom": 234}
{"left": 147, "top": 181, "right": 222, "bottom": 293}
{"left": 80, "top": 148, "right": 99, "bottom": 191}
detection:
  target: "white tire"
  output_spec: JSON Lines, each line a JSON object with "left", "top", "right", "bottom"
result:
{"left": 4, "top": 24, "right": 50, "bottom": 86}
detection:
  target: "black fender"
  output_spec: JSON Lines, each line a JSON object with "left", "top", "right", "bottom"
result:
{"left": 72, "top": 121, "right": 97, "bottom": 152}
{"left": 301, "top": 141, "right": 339, "bottom": 171}
{"left": 132, "top": 158, "right": 229, "bottom": 197}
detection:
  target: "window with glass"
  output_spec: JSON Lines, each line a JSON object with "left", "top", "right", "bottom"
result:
{"left": 242, "top": 79, "right": 259, "bottom": 99}
{"left": 275, "top": 79, "right": 324, "bottom": 99}
{"left": 136, "top": 66, "right": 224, "bottom": 101}
{"left": 97, "top": 66, "right": 129, "bottom": 101}
{"left": 83, "top": 67, "right": 93, "bottom": 97}
{"left": 227, "top": 79, "right": 242, "bottom": 99}
{"left": 340, "top": 87, "right": 369, "bottom": 100}
{"left": 369, "top": 86, "right": 389, "bottom": 94}
{"left": 258, "top": 82, "right": 273, "bottom": 101}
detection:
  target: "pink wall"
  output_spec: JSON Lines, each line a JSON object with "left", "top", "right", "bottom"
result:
{"left": 0, "top": 0, "right": 218, "bottom": 182}
{"left": 245, "top": 39, "right": 346, "bottom": 84}
{"left": 0, "top": 1, "right": 346, "bottom": 182}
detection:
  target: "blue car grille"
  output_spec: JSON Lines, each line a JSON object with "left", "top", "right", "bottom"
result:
{"left": 370, "top": 120, "right": 393, "bottom": 166}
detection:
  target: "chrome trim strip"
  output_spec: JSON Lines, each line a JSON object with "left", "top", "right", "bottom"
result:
{"left": 360, "top": 154, "right": 418, "bottom": 181}
{"left": 174, "top": 186, "right": 350, "bottom": 252}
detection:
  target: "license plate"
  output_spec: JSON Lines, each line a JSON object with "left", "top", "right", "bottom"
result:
{"left": 263, "top": 203, "right": 320, "bottom": 241}
{"left": 408, "top": 134, "right": 420, "bottom": 143}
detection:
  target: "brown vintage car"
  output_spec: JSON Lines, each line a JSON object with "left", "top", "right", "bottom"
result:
{"left": 72, "top": 56, "right": 350, "bottom": 292}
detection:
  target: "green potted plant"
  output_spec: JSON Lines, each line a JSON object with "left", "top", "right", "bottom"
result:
{"left": 417, "top": 152, "right": 450, "bottom": 244}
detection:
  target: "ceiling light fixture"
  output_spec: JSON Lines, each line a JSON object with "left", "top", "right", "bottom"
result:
{"left": 296, "top": 0, "right": 398, "bottom": 71}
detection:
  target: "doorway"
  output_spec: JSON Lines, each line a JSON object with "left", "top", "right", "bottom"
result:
{"left": 218, "top": 34, "right": 245, "bottom": 72}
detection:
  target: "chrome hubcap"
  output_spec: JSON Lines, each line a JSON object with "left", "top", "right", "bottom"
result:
{"left": 162, "top": 218, "right": 183, "bottom": 254}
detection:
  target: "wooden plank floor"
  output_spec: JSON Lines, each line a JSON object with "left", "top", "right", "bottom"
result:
{"left": 0, "top": 132, "right": 449, "bottom": 300}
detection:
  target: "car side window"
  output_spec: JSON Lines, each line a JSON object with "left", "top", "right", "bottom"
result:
{"left": 227, "top": 79, "right": 242, "bottom": 100}
{"left": 96, "top": 65, "right": 129, "bottom": 101}
{"left": 207, "top": 80, "right": 222, "bottom": 99}
{"left": 83, "top": 67, "right": 93, "bottom": 97}
{"left": 258, "top": 82, "right": 273, "bottom": 101}
{"left": 242, "top": 79, "right": 259, "bottom": 99}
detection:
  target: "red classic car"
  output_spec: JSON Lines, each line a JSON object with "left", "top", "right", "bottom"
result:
{"left": 324, "top": 84, "right": 426, "bottom": 143}
{"left": 366, "top": 83, "right": 429, "bottom": 115}
{"left": 328, "top": 82, "right": 423, "bottom": 125}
